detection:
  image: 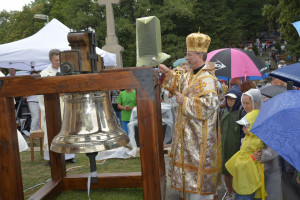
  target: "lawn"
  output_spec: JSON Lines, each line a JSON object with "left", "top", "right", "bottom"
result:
{"left": 21, "top": 145, "right": 142, "bottom": 200}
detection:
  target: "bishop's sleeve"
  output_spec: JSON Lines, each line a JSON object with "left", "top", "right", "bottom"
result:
{"left": 161, "top": 70, "right": 186, "bottom": 95}
{"left": 182, "top": 93, "right": 219, "bottom": 120}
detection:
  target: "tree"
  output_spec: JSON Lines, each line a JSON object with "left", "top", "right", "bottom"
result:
{"left": 0, "top": 3, "right": 45, "bottom": 44}
{"left": 263, "top": 0, "right": 300, "bottom": 57}
{"left": 1, "top": 0, "right": 277, "bottom": 67}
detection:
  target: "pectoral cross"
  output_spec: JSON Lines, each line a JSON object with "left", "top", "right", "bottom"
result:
{"left": 172, "top": 66, "right": 184, "bottom": 92}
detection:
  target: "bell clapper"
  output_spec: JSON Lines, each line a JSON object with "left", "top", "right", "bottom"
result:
{"left": 86, "top": 152, "right": 98, "bottom": 184}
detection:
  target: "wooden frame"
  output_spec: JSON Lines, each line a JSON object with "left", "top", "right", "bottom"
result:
{"left": 0, "top": 67, "right": 165, "bottom": 200}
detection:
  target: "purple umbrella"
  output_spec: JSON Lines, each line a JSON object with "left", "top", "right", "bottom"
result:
{"left": 207, "top": 48, "right": 268, "bottom": 81}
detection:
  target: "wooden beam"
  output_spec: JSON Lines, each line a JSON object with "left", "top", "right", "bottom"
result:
{"left": 63, "top": 172, "right": 142, "bottom": 190}
{"left": 28, "top": 179, "right": 63, "bottom": 200}
{"left": 0, "top": 97, "right": 24, "bottom": 200}
{"left": 0, "top": 67, "right": 154, "bottom": 98}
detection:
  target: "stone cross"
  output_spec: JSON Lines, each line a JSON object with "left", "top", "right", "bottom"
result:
{"left": 98, "top": 0, "right": 124, "bottom": 68}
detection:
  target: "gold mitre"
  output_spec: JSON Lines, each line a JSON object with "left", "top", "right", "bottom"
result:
{"left": 186, "top": 32, "right": 211, "bottom": 53}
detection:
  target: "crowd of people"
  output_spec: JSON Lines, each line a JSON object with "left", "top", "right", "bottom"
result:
{"left": 157, "top": 32, "right": 299, "bottom": 200}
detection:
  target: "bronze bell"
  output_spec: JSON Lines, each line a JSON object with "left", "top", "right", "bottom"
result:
{"left": 50, "top": 91, "right": 130, "bottom": 154}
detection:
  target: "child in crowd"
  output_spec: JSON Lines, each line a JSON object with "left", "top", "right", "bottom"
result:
{"left": 220, "top": 86, "right": 242, "bottom": 200}
{"left": 225, "top": 89, "right": 266, "bottom": 200}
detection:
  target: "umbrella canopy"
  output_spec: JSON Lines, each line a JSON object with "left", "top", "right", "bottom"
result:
{"left": 260, "top": 84, "right": 287, "bottom": 98}
{"left": 251, "top": 90, "right": 300, "bottom": 171}
{"left": 269, "top": 63, "right": 300, "bottom": 87}
{"left": 292, "top": 21, "right": 300, "bottom": 37}
{"left": 207, "top": 48, "right": 268, "bottom": 81}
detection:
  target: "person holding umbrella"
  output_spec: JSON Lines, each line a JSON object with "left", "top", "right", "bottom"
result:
{"left": 259, "top": 86, "right": 299, "bottom": 200}
{"left": 250, "top": 85, "right": 286, "bottom": 200}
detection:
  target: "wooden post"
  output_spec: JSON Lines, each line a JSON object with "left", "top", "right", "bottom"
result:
{"left": 136, "top": 82, "right": 166, "bottom": 200}
{"left": 0, "top": 97, "right": 24, "bottom": 199}
{"left": 44, "top": 94, "right": 66, "bottom": 181}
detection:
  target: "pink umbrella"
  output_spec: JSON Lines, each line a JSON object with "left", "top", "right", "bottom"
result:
{"left": 207, "top": 48, "right": 268, "bottom": 81}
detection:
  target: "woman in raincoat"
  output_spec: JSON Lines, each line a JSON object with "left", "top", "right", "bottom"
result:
{"left": 225, "top": 89, "right": 266, "bottom": 200}
{"left": 220, "top": 85, "right": 242, "bottom": 200}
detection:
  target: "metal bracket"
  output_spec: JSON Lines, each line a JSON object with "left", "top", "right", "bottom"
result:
{"left": 57, "top": 62, "right": 80, "bottom": 76}
{"left": 133, "top": 69, "right": 156, "bottom": 102}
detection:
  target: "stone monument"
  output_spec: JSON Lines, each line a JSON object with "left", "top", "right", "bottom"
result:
{"left": 98, "top": 0, "right": 124, "bottom": 68}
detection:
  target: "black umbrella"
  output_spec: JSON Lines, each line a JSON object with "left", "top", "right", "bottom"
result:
{"left": 260, "top": 85, "right": 287, "bottom": 98}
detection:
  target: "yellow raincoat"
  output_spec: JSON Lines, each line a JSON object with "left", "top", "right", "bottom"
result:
{"left": 225, "top": 110, "right": 266, "bottom": 198}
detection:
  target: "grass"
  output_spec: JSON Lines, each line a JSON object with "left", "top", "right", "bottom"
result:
{"left": 57, "top": 188, "right": 143, "bottom": 200}
{"left": 21, "top": 138, "right": 142, "bottom": 199}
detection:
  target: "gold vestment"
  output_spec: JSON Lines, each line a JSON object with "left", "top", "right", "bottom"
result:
{"left": 162, "top": 62, "right": 221, "bottom": 195}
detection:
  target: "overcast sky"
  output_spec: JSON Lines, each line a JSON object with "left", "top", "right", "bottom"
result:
{"left": 1, "top": 0, "right": 33, "bottom": 12}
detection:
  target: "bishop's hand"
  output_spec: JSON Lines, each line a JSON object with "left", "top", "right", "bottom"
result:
{"left": 175, "top": 92, "right": 185, "bottom": 104}
{"left": 158, "top": 64, "right": 170, "bottom": 74}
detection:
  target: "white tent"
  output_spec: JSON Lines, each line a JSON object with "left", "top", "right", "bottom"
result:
{"left": 0, "top": 18, "right": 117, "bottom": 71}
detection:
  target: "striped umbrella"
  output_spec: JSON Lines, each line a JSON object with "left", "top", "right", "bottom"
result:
{"left": 207, "top": 48, "right": 269, "bottom": 81}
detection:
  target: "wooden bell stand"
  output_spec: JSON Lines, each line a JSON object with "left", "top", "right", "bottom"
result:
{"left": 0, "top": 67, "right": 166, "bottom": 200}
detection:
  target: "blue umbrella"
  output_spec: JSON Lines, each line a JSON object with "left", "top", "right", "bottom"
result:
{"left": 269, "top": 63, "right": 300, "bottom": 87}
{"left": 292, "top": 21, "right": 300, "bottom": 37}
{"left": 251, "top": 90, "right": 300, "bottom": 171}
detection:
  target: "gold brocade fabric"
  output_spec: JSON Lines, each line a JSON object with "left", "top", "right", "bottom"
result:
{"left": 162, "top": 62, "right": 222, "bottom": 195}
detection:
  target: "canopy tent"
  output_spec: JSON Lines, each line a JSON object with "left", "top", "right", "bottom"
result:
{"left": 0, "top": 18, "right": 117, "bottom": 71}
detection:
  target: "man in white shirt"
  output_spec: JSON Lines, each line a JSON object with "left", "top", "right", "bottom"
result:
{"left": 7, "top": 68, "right": 16, "bottom": 77}
{"left": 38, "top": 49, "right": 76, "bottom": 165}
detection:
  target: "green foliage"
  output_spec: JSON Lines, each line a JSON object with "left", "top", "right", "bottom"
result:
{"left": 58, "top": 188, "right": 143, "bottom": 200}
{"left": 224, "top": 0, "right": 266, "bottom": 41}
{"left": 1, "top": 0, "right": 298, "bottom": 67}
{"left": 263, "top": 0, "right": 300, "bottom": 56}
{"left": 275, "top": 42, "right": 281, "bottom": 54}
{"left": 252, "top": 45, "right": 259, "bottom": 56}
{"left": 0, "top": 2, "right": 45, "bottom": 44}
